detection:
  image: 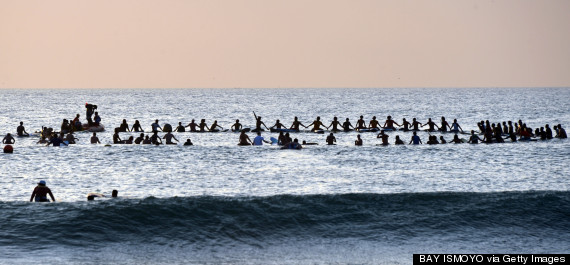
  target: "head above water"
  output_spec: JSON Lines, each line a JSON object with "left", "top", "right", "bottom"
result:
{"left": 38, "top": 180, "right": 46, "bottom": 186}
{"left": 112, "top": 190, "right": 118, "bottom": 197}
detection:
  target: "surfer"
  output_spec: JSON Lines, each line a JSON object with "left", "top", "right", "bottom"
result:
{"left": 439, "top": 136, "right": 447, "bottom": 144}
{"left": 163, "top": 131, "right": 179, "bottom": 144}
{"left": 2, "top": 133, "right": 15, "bottom": 144}
{"left": 410, "top": 118, "right": 422, "bottom": 131}
{"left": 134, "top": 133, "right": 145, "bottom": 144}
{"left": 328, "top": 117, "right": 342, "bottom": 132}
{"left": 65, "top": 132, "right": 78, "bottom": 144}
{"left": 409, "top": 131, "right": 422, "bottom": 145}
{"left": 270, "top": 119, "right": 286, "bottom": 130}
{"left": 355, "top": 134, "right": 363, "bottom": 146}
{"left": 451, "top": 134, "right": 462, "bottom": 144}
{"left": 150, "top": 132, "right": 162, "bottom": 145}
{"left": 46, "top": 134, "right": 67, "bottom": 146}
{"left": 467, "top": 130, "right": 483, "bottom": 144}
{"left": 369, "top": 116, "right": 381, "bottom": 129}
{"left": 450, "top": 119, "right": 463, "bottom": 133}
{"left": 281, "top": 138, "right": 302, "bottom": 149}
{"left": 17, "top": 122, "right": 29, "bottom": 136}
{"left": 174, "top": 122, "right": 186, "bottom": 132}
{"left": 131, "top": 120, "right": 144, "bottom": 132}
{"left": 289, "top": 117, "right": 306, "bottom": 132}
{"left": 186, "top": 119, "right": 199, "bottom": 132}
{"left": 210, "top": 120, "right": 223, "bottom": 132}
{"left": 342, "top": 118, "right": 355, "bottom": 131}
{"left": 556, "top": 124, "right": 567, "bottom": 138}
{"left": 151, "top": 119, "right": 162, "bottom": 132}
{"left": 253, "top": 116, "right": 269, "bottom": 132}
{"left": 400, "top": 118, "right": 411, "bottom": 131}
{"left": 119, "top": 119, "right": 130, "bottom": 132}
{"left": 394, "top": 135, "right": 404, "bottom": 145}
{"left": 439, "top": 117, "right": 451, "bottom": 132}
{"left": 253, "top": 132, "right": 270, "bottom": 145}
{"left": 383, "top": 116, "right": 400, "bottom": 130}
{"left": 377, "top": 130, "right": 389, "bottom": 145}
{"left": 356, "top": 116, "right": 366, "bottom": 130}
{"left": 238, "top": 131, "right": 253, "bottom": 146}
{"left": 326, "top": 133, "right": 336, "bottom": 145}
{"left": 30, "top": 180, "right": 56, "bottom": 202}
{"left": 231, "top": 119, "right": 243, "bottom": 132}
{"left": 422, "top": 118, "right": 439, "bottom": 132}
{"left": 308, "top": 116, "right": 326, "bottom": 132}
{"left": 113, "top": 128, "right": 123, "bottom": 144}
{"left": 142, "top": 135, "right": 152, "bottom": 144}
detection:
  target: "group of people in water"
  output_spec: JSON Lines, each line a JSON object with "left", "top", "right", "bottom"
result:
{"left": 3, "top": 113, "right": 568, "bottom": 148}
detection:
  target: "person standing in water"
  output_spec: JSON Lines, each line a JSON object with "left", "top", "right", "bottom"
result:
{"left": 355, "top": 134, "right": 363, "bottom": 146}
{"left": 238, "top": 130, "right": 253, "bottom": 146}
{"left": 30, "top": 180, "right": 56, "bottom": 202}
{"left": 326, "top": 133, "right": 336, "bottom": 145}
{"left": 409, "top": 131, "right": 422, "bottom": 145}
{"left": 90, "top": 132, "right": 100, "bottom": 144}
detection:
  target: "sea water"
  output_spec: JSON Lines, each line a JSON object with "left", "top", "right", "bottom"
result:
{"left": 0, "top": 88, "right": 569, "bottom": 264}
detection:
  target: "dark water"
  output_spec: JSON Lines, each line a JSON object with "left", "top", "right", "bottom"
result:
{"left": 1, "top": 191, "right": 569, "bottom": 264}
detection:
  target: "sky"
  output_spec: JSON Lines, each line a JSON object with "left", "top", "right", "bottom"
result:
{"left": 1, "top": 0, "right": 569, "bottom": 89}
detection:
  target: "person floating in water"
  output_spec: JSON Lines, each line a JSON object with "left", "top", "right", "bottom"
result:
{"left": 30, "top": 180, "right": 56, "bottom": 202}
{"left": 183, "top": 138, "right": 193, "bottom": 146}
{"left": 231, "top": 119, "right": 243, "bottom": 132}
{"left": 409, "top": 131, "right": 422, "bottom": 145}
{"left": 253, "top": 132, "right": 270, "bottom": 145}
{"left": 308, "top": 116, "right": 326, "bottom": 132}
{"left": 238, "top": 130, "right": 253, "bottom": 146}
{"left": 383, "top": 116, "right": 400, "bottom": 130}
{"left": 326, "top": 133, "right": 336, "bottom": 145}
{"left": 2, "top": 133, "right": 15, "bottom": 144}
{"left": 17, "top": 122, "right": 29, "bottom": 136}
{"left": 281, "top": 138, "right": 302, "bottom": 149}
{"left": 163, "top": 131, "right": 179, "bottom": 144}
{"left": 87, "top": 190, "right": 118, "bottom": 201}
{"left": 289, "top": 116, "right": 306, "bottom": 132}
{"left": 355, "top": 134, "right": 363, "bottom": 146}
{"left": 131, "top": 120, "right": 144, "bottom": 132}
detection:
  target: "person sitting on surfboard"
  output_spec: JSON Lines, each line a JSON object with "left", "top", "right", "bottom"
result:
{"left": 174, "top": 122, "right": 186, "bottom": 132}
{"left": 421, "top": 118, "right": 439, "bottom": 132}
{"left": 439, "top": 136, "right": 447, "bottom": 144}
{"left": 113, "top": 128, "right": 123, "bottom": 144}
{"left": 410, "top": 118, "right": 422, "bottom": 131}
{"left": 151, "top": 119, "right": 162, "bottom": 132}
{"left": 142, "top": 135, "right": 152, "bottom": 144}
{"left": 270, "top": 119, "right": 286, "bottom": 130}
{"left": 369, "top": 116, "right": 381, "bottom": 129}
{"left": 16, "top": 122, "right": 29, "bottom": 137}
{"left": 450, "top": 119, "right": 463, "bottom": 133}
{"left": 134, "top": 133, "right": 144, "bottom": 144}
{"left": 308, "top": 117, "right": 326, "bottom": 132}
{"left": 342, "top": 118, "right": 354, "bottom": 131}
{"left": 210, "top": 120, "right": 223, "bottom": 132}
{"left": 185, "top": 119, "right": 198, "bottom": 132}
{"left": 328, "top": 117, "right": 342, "bottom": 132}
{"left": 150, "top": 132, "right": 162, "bottom": 145}
{"left": 199, "top": 119, "right": 210, "bottom": 132}
{"left": 383, "top": 116, "right": 400, "bottom": 130}
{"left": 163, "top": 131, "right": 179, "bottom": 144}
{"left": 30, "top": 180, "right": 56, "bottom": 202}
{"left": 355, "top": 134, "right": 363, "bottom": 146}
{"left": 439, "top": 117, "right": 451, "bottom": 132}
{"left": 253, "top": 116, "right": 269, "bottom": 132}
{"left": 326, "top": 133, "right": 336, "bottom": 145}
{"left": 356, "top": 116, "right": 366, "bottom": 130}
{"left": 2, "top": 133, "right": 15, "bottom": 144}
{"left": 289, "top": 117, "right": 306, "bottom": 132}
{"left": 400, "top": 118, "right": 411, "bottom": 131}
{"left": 468, "top": 130, "right": 483, "bottom": 144}
{"left": 451, "top": 134, "right": 462, "bottom": 144}
{"left": 118, "top": 119, "right": 130, "bottom": 132}
{"left": 238, "top": 130, "right": 253, "bottom": 146}
{"left": 131, "top": 120, "right": 144, "bottom": 132}
{"left": 231, "top": 119, "right": 243, "bottom": 132}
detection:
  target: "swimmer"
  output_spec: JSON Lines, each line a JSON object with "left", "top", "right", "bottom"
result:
{"left": 65, "top": 132, "right": 78, "bottom": 144}
{"left": 151, "top": 119, "right": 162, "bottom": 132}
{"left": 90, "top": 132, "right": 100, "bottom": 144}
{"left": 282, "top": 138, "right": 302, "bottom": 149}
{"left": 377, "top": 130, "right": 389, "bottom": 145}
{"left": 46, "top": 134, "right": 67, "bottom": 146}
{"left": 134, "top": 133, "right": 145, "bottom": 144}
{"left": 253, "top": 132, "right": 270, "bottom": 145}
{"left": 174, "top": 122, "right": 186, "bottom": 132}
{"left": 451, "top": 134, "right": 462, "bottom": 144}
{"left": 231, "top": 119, "right": 243, "bottom": 132}
{"left": 163, "top": 131, "right": 179, "bottom": 144}
{"left": 183, "top": 138, "right": 193, "bottom": 146}
{"left": 308, "top": 116, "right": 326, "bottom": 132}
{"left": 326, "top": 133, "right": 336, "bottom": 145}
{"left": 124, "top": 136, "right": 134, "bottom": 144}
{"left": 2, "top": 133, "right": 15, "bottom": 144}
{"left": 355, "top": 134, "right": 363, "bottom": 146}
{"left": 382, "top": 116, "right": 400, "bottom": 130}
{"left": 289, "top": 117, "right": 306, "bottom": 132}
{"left": 131, "top": 120, "right": 144, "bottom": 132}
{"left": 30, "top": 180, "right": 55, "bottom": 202}
{"left": 394, "top": 135, "right": 404, "bottom": 145}
{"left": 467, "top": 130, "right": 483, "bottom": 144}
{"left": 150, "top": 131, "right": 162, "bottom": 145}
{"left": 238, "top": 130, "right": 253, "bottom": 146}
{"left": 17, "top": 122, "right": 29, "bottom": 136}
{"left": 186, "top": 119, "right": 198, "bottom": 132}
{"left": 439, "top": 136, "right": 447, "bottom": 144}
{"left": 556, "top": 124, "right": 567, "bottom": 138}
{"left": 142, "top": 135, "right": 152, "bottom": 144}
{"left": 409, "top": 131, "right": 422, "bottom": 145}
{"left": 113, "top": 128, "right": 123, "bottom": 144}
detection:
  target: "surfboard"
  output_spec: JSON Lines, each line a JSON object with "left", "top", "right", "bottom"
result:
{"left": 270, "top": 137, "right": 278, "bottom": 144}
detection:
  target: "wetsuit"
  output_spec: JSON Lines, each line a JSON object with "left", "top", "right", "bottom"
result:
{"left": 30, "top": 186, "right": 54, "bottom": 202}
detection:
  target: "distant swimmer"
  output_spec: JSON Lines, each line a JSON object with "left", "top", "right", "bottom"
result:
{"left": 400, "top": 118, "right": 411, "bottom": 131}
{"left": 87, "top": 190, "right": 118, "bottom": 201}
{"left": 545, "top": 124, "right": 553, "bottom": 139}
{"left": 519, "top": 127, "right": 532, "bottom": 140}
{"left": 119, "top": 119, "right": 130, "bottom": 132}
{"left": 150, "top": 131, "right": 162, "bottom": 145}
{"left": 409, "top": 131, "right": 422, "bottom": 145}
{"left": 326, "top": 133, "right": 336, "bottom": 145}
{"left": 113, "top": 128, "right": 123, "bottom": 144}
{"left": 355, "top": 134, "right": 363, "bottom": 146}
{"left": 422, "top": 118, "right": 439, "bottom": 132}
{"left": 131, "top": 120, "right": 144, "bottom": 132}
{"left": 2, "top": 133, "right": 15, "bottom": 144}
{"left": 451, "top": 134, "right": 462, "bottom": 144}
{"left": 124, "top": 136, "right": 134, "bottom": 144}
{"left": 439, "top": 136, "right": 447, "bottom": 144}
{"left": 438, "top": 117, "right": 451, "bottom": 132}
{"left": 270, "top": 119, "right": 286, "bottom": 130}
{"left": 410, "top": 118, "right": 422, "bottom": 131}
{"left": 163, "top": 131, "right": 179, "bottom": 144}
{"left": 61, "top": 119, "right": 70, "bottom": 134}
{"left": 289, "top": 117, "right": 306, "bottom": 132}
{"left": 282, "top": 138, "right": 302, "bottom": 149}
{"left": 467, "top": 130, "right": 483, "bottom": 144}
{"left": 30, "top": 180, "right": 55, "bottom": 202}
{"left": 556, "top": 124, "right": 567, "bottom": 138}
{"left": 308, "top": 116, "right": 326, "bottom": 132}
{"left": 17, "top": 122, "right": 29, "bottom": 136}
{"left": 151, "top": 119, "right": 162, "bottom": 132}
{"left": 199, "top": 119, "right": 210, "bottom": 132}
{"left": 253, "top": 132, "right": 270, "bottom": 145}
{"left": 449, "top": 119, "right": 464, "bottom": 133}
{"left": 254, "top": 116, "right": 269, "bottom": 132}
{"left": 382, "top": 116, "right": 400, "bottom": 130}
{"left": 369, "top": 116, "right": 380, "bottom": 129}
{"left": 174, "top": 122, "right": 186, "bottom": 132}
{"left": 394, "top": 135, "right": 404, "bottom": 145}
{"left": 426, "top": 135, "right": 439, "bottom": 145}
{"left": 72, "top": 114, "right": 82, "bottom": 131}
{"left": 134, "top": 133, "right": 145, "bottom": 144}
{"left": 328, "top": 117, "right": 342, "bottom": 132}
{"left": 302, "top": 140, "right": 318, "bottom": 145}
{"left": 65, "top": 132, "right": 78, "bottom": 144}
{"left": 342, "top": 118, "right": 355, "bottom": 131}
{"left": 183, "top": 138, "right": 193, "bottom": 146}
{"left": 377, "top": 130, "right": 389, "bottom": 145}
{"left": 186, "top": 119, "right": 198, "bottom": 132}
{"left": 356, "top": 116, "right": 367, "bottom": 130}
{"left": 46, "top": 134, "right": 67, "bottom": 146}
{"left": 231, "top": 119, "right": 243, "bottom": 132}
{"left": 142, "top": 135, "right": 152, "bottom": 144}
{"left": 93, "top": 112, "right": 101, "bottom": 126}
{"left": 210, "top": 120, "right": 223, "bottom": 132}
{"left": 238, "top": 130, "right": 253, "bottom": 146}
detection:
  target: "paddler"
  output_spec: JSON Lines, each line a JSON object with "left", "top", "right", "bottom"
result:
{"left": 383, "top": 116, "right": 400, "bottom": 130}
{"left": 30, "top": 180, "right": 56, "bottom": 202}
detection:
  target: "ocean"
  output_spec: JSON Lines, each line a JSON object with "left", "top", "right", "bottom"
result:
{"left": 0, "top": 88, "right": 569, "bottom": 264}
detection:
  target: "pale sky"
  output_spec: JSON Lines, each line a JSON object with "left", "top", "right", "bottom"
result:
{"left": 1, "top": 0, "right": 569, "bottom": 88}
